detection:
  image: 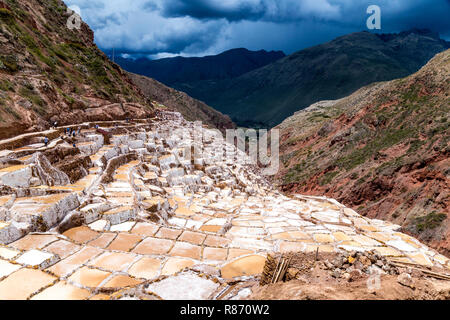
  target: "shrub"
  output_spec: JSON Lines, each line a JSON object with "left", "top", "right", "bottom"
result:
{"left": 0, "top": 55, "right": 19, "bottom": 72}
{"left": 413, "top": 211, "right": 447, "bottom": 232}
{"left": 4, "top": 105, "right": 21, "bottom": 119}
{"left": 19, "top": 85, "right": 45, "bottom": 112}
{"left": 0, "top": 8, "right": 14, "bottom": 24}
{"left": 319, "top": 171, "right": 339, "bottom": 186}
{"left": 20, "top": 33, "right": 56, "bottom": 69}
{"left": 0, "top": 79, "right": 14, "bottom": 92}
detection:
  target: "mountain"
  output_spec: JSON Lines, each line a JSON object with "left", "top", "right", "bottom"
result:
{"left": 115, "top": 48, "right": 286, "bottom": 87}
{"left": 276, "top": 49, "right": 450, "bottom": 255}
{"left": 0, "top": 0, "right": 156, "bottom": 140}
{"left": 171, "top": 30, "right": 450, "bottom": 128}
{"left": 128, "top": 72, "right": 235, "bottom": 131}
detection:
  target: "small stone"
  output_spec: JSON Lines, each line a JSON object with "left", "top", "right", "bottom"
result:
{"left": 332, "top": 269, "right": 342, "bottom": 278}
{"left": 367, "top": 286, "right": 377, "bottom": 294}
{"left": 360, "top": 256, "right": 372, "bottom": 266}
{"left": 286, "top": 268, "right": 299, "bottom": 280}
{"left": 332, "top": 258, "right": 344, "bottom": 268}
{"left": 349, "top": 269, "right": 363, "bottom": 282}
{"left": 354, "top": 261, "right": 364, "bottom": 270}
{"left": 410, "top": 269, "right": 421, "bottom": 278}
{"left": 342, "top": 272, "right": 351, "bottom": 282}
{"left": 397, "top": 273, "right": 415, "bottom": 289}
{"left": 376, "top": 260, "right": 384, "bottom": 267}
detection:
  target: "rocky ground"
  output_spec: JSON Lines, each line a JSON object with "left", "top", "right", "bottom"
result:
{"left": 0, "top": 110, "right": 449, "bottom": 300}
{"left": 250, "top": 252, "right": 450, "bottom": 300}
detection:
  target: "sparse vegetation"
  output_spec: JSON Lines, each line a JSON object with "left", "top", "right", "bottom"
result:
{"left": 413, "top": 212, "right": 447, "bottom": 232}
{"left": 0, "top": 55, "right": 19, "bottom": 72}
{"left": 21, "top": 32, "right": 56, "bottom": 69}
{"left": 4, "top": 105, "right": 21, "bottom": 120}
{"left": 52, "top": 43, "right": 74, "bottom": 62}
{"left": 408, "top": 139, "right": 426, "bottom": 153}
{"left": 19, "top": 84, "right": 46, "bottom": 115}
{"left": 334, "top": 125, "right": 417, "bottom": 171}
{"left": 319, "top": 171, "right": 339, "bottom": 186}
{"left": 307, "top": 112, "right": 331, "bottom": 122}
{"left": 0, "top": 79, "right": 14, "bottom": 92}
{"left": 0, "top": 8, "right": 14, "bottom": 25}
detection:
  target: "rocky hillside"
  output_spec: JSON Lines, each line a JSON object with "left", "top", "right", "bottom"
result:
{"left": 128, "top": 73, "right": 235, "bottom": 131}
{"left": 276, "top": 49, "right": 450, "bottom": 256}
{"left": 116, "top": 48, "right": 285, "bottom": 87}
{"left": 0, "top": 0, "right": 155, "bottom": 140}
{"left": 179, "top": 30, "right": 449, "bottom": 128}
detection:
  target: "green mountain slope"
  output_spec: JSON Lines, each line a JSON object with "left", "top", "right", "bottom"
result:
{"left": 0, "top": 0, "right": 153, "bottom": 139}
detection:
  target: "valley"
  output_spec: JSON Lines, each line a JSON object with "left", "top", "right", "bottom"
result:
{"left": 0, "top": 0, "right": 448, "bottom": 301}
{"left": 118, "top": 30, "right": 450, "bottom": 129}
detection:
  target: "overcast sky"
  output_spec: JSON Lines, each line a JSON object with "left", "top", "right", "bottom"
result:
{"left": 63, "top": 0, "right": 450, "bottom": 59}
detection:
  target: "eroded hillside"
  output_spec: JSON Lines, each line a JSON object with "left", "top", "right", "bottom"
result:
{"left": 277, "top": 49, "right": 450, "bottom": 256}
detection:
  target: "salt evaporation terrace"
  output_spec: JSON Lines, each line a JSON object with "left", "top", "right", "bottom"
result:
{"left": 0, "top": 111, "right": 448, "bottom": 300}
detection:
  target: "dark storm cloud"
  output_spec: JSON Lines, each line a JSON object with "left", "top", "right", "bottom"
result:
{"left": 330, "top": 0, "right": 450, "bottom": 36}
{"left": 160, "top": 0, "right": 266, "bottom": 21}
{"left": 64, "top": 0, "right": 450, "bottom": 58}
{"left": 160, "top": 0, "right": 341, "bottom": 22}
{"left": 381, "top": 1, "right": 450, "bottom": 37}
